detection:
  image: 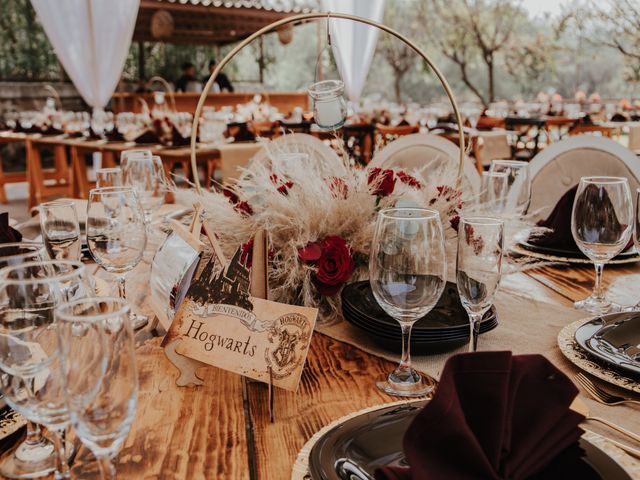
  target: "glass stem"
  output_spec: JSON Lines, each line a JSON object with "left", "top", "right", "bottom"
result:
{"left": 398, "top": 322, "right": 413, "bottom": 372}
{"left": 593, "top": 262, "right": 605, "bottom": 301}
{"left": 117, "top": 275, "right": 126, "bottom": 299}
{"left": 51, "top": 429, "right": 70, "bottom": 480}
{"left": 469, "top": 313, "right": 483, "bottom": 353}
{"left": 97, "top": 455, "right": 116, "bottom": 480}
{"left": 24, "top": 421, "right": 43, "bottom": 446}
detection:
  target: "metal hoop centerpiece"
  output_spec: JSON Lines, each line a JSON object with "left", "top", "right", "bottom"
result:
{"left": 189, "top": 11, "right": 467, "bottom": 193}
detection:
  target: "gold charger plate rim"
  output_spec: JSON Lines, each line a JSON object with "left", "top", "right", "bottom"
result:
{"left": 511, "top": 244, "right": 640, "bottom": 265}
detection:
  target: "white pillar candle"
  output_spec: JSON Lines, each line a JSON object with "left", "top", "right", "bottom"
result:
{"left": 315, "top": 99, "right": 344, "bottom": 128}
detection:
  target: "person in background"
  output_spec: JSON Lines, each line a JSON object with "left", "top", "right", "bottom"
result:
{"left": 205, "top": 59, "right": 234, "bottom": 92}
{"left": 176, "top": 62, "right": 200, "bottom": 92}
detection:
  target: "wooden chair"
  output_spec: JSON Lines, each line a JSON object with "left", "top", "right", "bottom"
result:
{"left": 528, "top": 135, "right": 640, "bottom": 220}
{"left": 218, "top": 143, "right": 264, "bottom": 185}
{"left": 341, "top": 123, "right": 375, "bottom": 165}
{"left": 369, "top": 133, "right": 481, "bottom": 196}
{"left": 375, "top": 123, "right": 419, "bottom": 149}
{"left": 626, "top": 123, "right": 640, "bottom": 154}
{"left": 472, "top": 131, "right": 513, "bottom": 171}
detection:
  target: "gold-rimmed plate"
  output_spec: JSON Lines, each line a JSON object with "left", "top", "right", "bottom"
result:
{"left": 511, "top": 243, "right": 640, "bottom": 265}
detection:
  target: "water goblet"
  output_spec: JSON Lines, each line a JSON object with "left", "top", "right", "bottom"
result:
{"left": 56, "top": 297, "right": 137, "bottom": 480}
{"left": 571, "top": 176, "right": 633, "bottom": 314}
{"left": 86, "top": 187, "right": 148, "bottom": 329}
{"left": 39, "top": 201, "right": 81, "bottom": 261}
{"left": 456, "top": 217, "right": 504, "bottom": 352}
{"left": 369, "top": 207, "right": 446, "bottom": 397}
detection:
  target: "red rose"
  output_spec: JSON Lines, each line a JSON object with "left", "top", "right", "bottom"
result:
{"left": 298, "top": 242, "right": 322, "bottom": 261}
{"left": 223, "top": 188, "right": 239, "bottom": 204}
{"left": 312, "top": 236, "right": 355, "bottom": 296}
{"left": 235, "top": 201, "right": 253, "bottom": 216}
{"left": 270, "top": 173, "right": 294, "bottom": 195}
{"left": 449, "top": 215, "right": 460, "bottom": 232}
{"left": 397, "top": 171, "right": 422, "bottom": 189}
{"left": 368, "top": 168, "right": 396, "bottom": 196}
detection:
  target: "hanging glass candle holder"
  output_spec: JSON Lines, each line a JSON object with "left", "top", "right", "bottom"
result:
{"left": 308, "top": 79, "right": 347, "bottom": 130}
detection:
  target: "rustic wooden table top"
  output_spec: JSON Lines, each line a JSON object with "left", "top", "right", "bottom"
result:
{"left": 1, "top": 262, "right": 639, "bottom": 479}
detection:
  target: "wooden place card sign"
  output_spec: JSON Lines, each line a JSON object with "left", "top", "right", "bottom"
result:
{"left": 162, "top": 229, "right": 318, "bottom": 392}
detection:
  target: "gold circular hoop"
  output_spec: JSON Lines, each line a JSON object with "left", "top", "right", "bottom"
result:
{"left": 189, "top": 12, "right": 466, "bottom": 193}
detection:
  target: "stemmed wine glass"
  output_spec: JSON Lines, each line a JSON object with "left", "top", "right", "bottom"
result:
{"left": 0, "top": 243, "right": 56, "bottom": 479}
{"left": 369, "top": 207, "right": 446, "bottom": 397}
{"left": 86, "top": 186, "right": 148, "bottom": 329}
{"left": 56, "top": 297, "right": 138, "bottom": 480}
{"left": 489, "top": 160, "right": 532, "bottom": 216}
{"left": 0, "top": 260, "right": 94, "bottom": 480}
{"left": 96, "top": 167, "right": 123, "bottom": 188}
{"left": 39, "top": 201, "right": 81, "bottom": 261}
{"left": 122, "top": 153, "right": 166, "bottom": 225}
{"left": 479, "top": 171, "right": 509, "bottom": 213}
{"left": 571, "top": 176, "right": 633, "bottom": 314}
{"left": 456, "top": 217, "right": 504, "bottom": 352}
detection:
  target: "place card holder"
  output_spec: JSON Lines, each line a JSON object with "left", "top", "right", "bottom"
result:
{"left": 163, "top": 221, "right": 278, "bottom": 421}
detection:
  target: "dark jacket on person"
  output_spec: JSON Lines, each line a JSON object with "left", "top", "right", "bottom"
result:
{"left": 205, "top": 72, "right": 234, "bottom": 92}
{"left": 175, "top": 74, "right": 198, "bottom": 92}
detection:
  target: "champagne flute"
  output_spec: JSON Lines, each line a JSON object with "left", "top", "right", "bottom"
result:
{"left": 369, "top": 207, "right": 446, "bottom": 397}
{"left": 0, "top": 243, "right": 55, "bottom": 479}
{"left": 479, "top": 171, "right": 509, "bottom": 214}
{"left": 456, "top": 216, "right": 504, "bottom": 352}
{"left": 489, "top": 160, "right": 531, "bottom": 215}
{"left": 571, "top": 176, "right": 633, "bottom": 314}
{"left": 96, "top": 167, "right": 123, "bottom": 188}
{"left": 122, "top": 154, "right": 166, "bottom": 224}
{"left": 86, "top": 186, "right": 148, "bottom": 329}
{"left": 0, "top": 260, "right": 94, "bottom": 480}
{"left": 56, "top": 297, "right": 137, "bottom": 480}
{"left": 39, "top": 201, "right": 81, "bottom": 261}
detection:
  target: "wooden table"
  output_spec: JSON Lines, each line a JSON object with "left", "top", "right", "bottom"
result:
{"left": 55, "top": 262, "right": 639, "bottom": 479}
{"left": 1, "top": 260, "right": 639, "bottom": 479}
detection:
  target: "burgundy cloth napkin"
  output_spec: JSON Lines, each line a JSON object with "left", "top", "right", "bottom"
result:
{"left": 376, "top": 351, "right": 593, "bottom": 480}
{"left": 0, "top": 212, "right": 22, "bottom": 243}
{"left": 530, "top": 186, "right": 632, "bottom": 253}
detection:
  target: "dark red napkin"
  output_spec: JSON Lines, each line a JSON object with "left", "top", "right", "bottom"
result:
{"left": 0, "top": 212, "right": 22, "bottom": 243}
{"left": 376, "top": 352, "right": 594, "bottom": 480}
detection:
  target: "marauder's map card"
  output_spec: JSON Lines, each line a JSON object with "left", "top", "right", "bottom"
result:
{"left": 163, "top": 246, "right": 318, "bottom": 392}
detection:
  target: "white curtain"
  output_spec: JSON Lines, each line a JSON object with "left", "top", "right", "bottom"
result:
{"left": 31, "top": 0, "right": 139, "bottom": 109}
{"left": 320, "top": 0, "right": 385, "bottom": 104}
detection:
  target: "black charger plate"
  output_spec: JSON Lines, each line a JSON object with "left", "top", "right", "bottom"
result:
{"left": 308, "top": 401, "right": 628, "bottom": 480}
{"left": 574, "top": 312, "right": 640, "bottom": 377}
{"left": 518, "top": 240, "right": 636, "bottom": 261}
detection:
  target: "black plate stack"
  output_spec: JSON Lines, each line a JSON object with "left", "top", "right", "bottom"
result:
{"left": 341, "top": 281, "right": 498, "bottom": 354}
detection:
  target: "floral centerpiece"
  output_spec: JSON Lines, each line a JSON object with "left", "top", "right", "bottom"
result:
{"left": 175, "top": 139, "right": 467, "bottom": 320}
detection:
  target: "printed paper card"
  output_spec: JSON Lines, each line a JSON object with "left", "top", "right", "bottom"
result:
{"left": 162, "top": 246, "right": 318, "bottom": 392}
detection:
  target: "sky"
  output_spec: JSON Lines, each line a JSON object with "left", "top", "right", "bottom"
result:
{"left": 521, "top": 0, "right": 569, "bottom": 17}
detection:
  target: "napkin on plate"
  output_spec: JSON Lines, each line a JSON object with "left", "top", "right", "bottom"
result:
{"left": 376, "top": 351, "right": 596, "bottom": 480}
{"left": 0, "top": 212, "right": 22, "bottom": 243}
{"left": 529, "top": 185, "right": 632, "bottom": 254}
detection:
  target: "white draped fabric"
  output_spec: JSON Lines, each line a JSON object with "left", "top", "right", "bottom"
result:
{"left": 31, "top": 0, "right": 139, "bottom": 109}
{"left": 320, "top": 0, "right": 385, "bottom": 103}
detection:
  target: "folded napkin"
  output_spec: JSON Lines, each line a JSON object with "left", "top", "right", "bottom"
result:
{"left": 377, "top": 351, "right": 595, "bottom": 480}
{"left": 530, "top": 186, "right": 632, "bottom": 253}
{"left": 0, "top": 212, "right": 22, "bottom": 243}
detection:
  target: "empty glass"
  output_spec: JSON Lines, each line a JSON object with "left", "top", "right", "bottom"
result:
{"left": 0, "top": 243, "right": 53, "bottom": 479}
{"left": 122, "top": 153, "right": 166, "bottom": 224}
{"left": 0, "top": 260, "right": 94, "bottom": 480}
{"left": 39, "top": 201, "right": 81, "bottom": 261}
{"left": 571, "top": 177, "right": 633, "bottom": 314}
{"left": 479, "top": 171, "right": 509, "bottom": 213}
{"left": 456, "top": 217, "right": 504, "bottom": 352}
{"left": 96, "top": 167, "right": 123, "bottom": 188}
{"left": 369, "top": 208, "right": 446, "bottom": 397}
{"left": 489, "top": 160, "right": 531, "bottom": 216}
{"left": 56, "top": 297, "right": 137, "bottom": 480}
{"left": 86, "top": 186, "right": 148, "bottom": 329}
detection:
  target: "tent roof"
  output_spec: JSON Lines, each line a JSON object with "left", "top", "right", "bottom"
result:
{"left": 134, "top": 0, "right": 320, "bottom": 45}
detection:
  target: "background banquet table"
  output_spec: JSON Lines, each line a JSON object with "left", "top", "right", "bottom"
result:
{"left": 2, "top": 263, "right": 639, "bottom": 479}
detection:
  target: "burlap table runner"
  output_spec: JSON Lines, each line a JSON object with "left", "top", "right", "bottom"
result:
{"left": 316, "top": 287, "right": 640, "bottom": 476}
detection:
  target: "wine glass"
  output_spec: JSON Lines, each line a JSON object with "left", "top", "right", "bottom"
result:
{"left": 56, "top": 297, "right": 137, "bottom": 480}
{"left": 122, "top": 153, "right": 166, "bottom": 224}
{"left": 571, "top": 176, "right": 633, "bottom": 314}
{"left": 489, "top": 160, "right": 531, "bottom": 216}
{"left": 0, "top": 243, "right": 54, "bottom": 479}
{"left": 479, "top": 171, "right": 509, "bottom": 213}
{"left": 0, "top": 260, "right": 94, "bottom": 480}
{"left": 369, "top": 207, "right": 446, "bottom": 397}
{"left": 96, "top": 167, "right": 123, "bottom": 188}
{"left": 39, "top": 201, "right": 81, "bottom": 261}
{"left": 456, "top": 216, "right": 504, "bottom": 352}
{"left": 86, "top": 186, "right": 148, "bottom": 329}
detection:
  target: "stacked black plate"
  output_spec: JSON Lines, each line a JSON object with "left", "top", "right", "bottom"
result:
{"left": 341, "top": 281, "right": 498, "bottom": 354}
{"left": 575, "top": 312, "right": 640, "bottom": 377}
{"left": 518, "top": 240, "right": 637, "bottom": 261}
